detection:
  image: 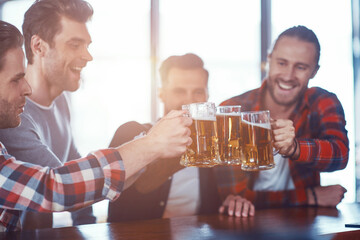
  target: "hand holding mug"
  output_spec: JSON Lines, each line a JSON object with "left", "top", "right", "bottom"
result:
{"left": 271, "top": 119, "right": 297, "bottom": 158}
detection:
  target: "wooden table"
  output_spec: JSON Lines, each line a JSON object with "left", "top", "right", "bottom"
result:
{"left": 2, "top": 203, "right": 360, "bottom": 240}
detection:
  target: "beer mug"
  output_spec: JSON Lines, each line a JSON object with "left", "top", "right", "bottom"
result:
{"left": 180, "top": 102, "right": 221, "bottom": 167}
{"left": 216, "top": 105, "right": 243, "bottom": 165}
{"left": 241, "top": 110, "right": 276, "bottom": 171}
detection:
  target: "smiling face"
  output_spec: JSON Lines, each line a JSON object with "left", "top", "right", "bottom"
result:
{"left": 0, "top": 47, "right": 32, "bottom": 128}
{"left": 42, "top": 16, "right": 93, "bottom": 93}
{"left": 159, "top": 67, "right": 209, "bottom": 114}
{"left": 266, "top": 36, "right": 319, "bottom": 108}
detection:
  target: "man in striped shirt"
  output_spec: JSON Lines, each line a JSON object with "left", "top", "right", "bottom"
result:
{"left": 0, "top": 20, "right": 192, "bottom": 231}
{"left": 217, "top": 25, "right": 348, "bottom": 215}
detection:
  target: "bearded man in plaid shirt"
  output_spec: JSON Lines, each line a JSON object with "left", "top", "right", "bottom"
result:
{"left": 218, "top": 26, "right": 348, "bottom": 216}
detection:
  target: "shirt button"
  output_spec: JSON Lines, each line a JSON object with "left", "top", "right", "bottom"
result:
{"left": 160, "top": 201, "right": 165, "bottom": 206}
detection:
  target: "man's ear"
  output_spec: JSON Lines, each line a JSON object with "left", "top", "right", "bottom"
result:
{"left": 267, "top": 53, "right": 272, "bottom": 61}
{"left": 30, "top": 35, "right": 48, "bottom": 58}
{"left": 310, "top": 65, "right": 320, "bottom": 79}
{"left": 158, "top": 87, "right": 164, "bottom": 103}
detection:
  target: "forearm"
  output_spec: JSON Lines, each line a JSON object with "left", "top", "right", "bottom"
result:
{"left": 306, "top": 188, "right": 316, "bottom": 206}
{"left": 294, "top": 138, "right": 349, "bottom": 172}
{"left": 293, "top": 96, "right": 349, "bottom": 171}
{"left": 0, "top": 148, "right": 124, "bottom": 212}
{"left": 116, "top": 136, "right": 160, "bottom": 180}
{"left": 115, "top": 110, "right": 192, "bottom": 186}
{"left": 243, "top": 188, "right": 309, "bottom": 208}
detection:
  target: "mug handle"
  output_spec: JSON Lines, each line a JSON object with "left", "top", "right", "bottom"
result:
{"left": 273, "top": 147, "right": 279, "bottom": 155}
{"left": 270, "top": 118, "right": 279, "bottom": 156}
{"left": 181, "top": 105, "right": 190, "bottom": 117}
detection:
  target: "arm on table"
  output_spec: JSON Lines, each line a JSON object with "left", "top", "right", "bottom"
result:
{"left": 214, "top": 166, "right": 345, "bottom": 208}
{"left": 216, "top": 171, "right": 346, "bottom": 208}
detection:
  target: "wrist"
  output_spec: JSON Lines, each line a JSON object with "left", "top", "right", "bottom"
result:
{"left": 307, "top": 187, "right": 318, "bottom": 206}
{"left": 116, "top": 135, "right": 160, "bottom": 179}
{"left": 138, "top": 134, "right": 162, "bottom": 161}
{"left": 310, "top": 187, "right": 318, "bottom": 206}
{"left": 307, "top": 188, "right": 314, "bottom": 205}
{"left": 283, "top": 139, "right": 298, "bottom": 159}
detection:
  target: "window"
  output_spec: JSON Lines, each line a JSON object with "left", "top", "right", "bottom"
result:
{"left": 159, "top": 0, "right": 261, "bottom": 111}
{"left": 72, "top": 0, "right": 151, "bottom": 154}
{"left": 70, "top": 0, "right": 152, "bottom": 225}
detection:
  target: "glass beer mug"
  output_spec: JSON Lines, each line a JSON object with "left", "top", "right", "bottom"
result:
{"left": 216, "top": 105, "right": 243, "bottom": 165}
{"left": 180, "top": 102, "right": 221, "bottom": 167}
{"left": 241, "top": 110, "right": 276, "bottom": 171}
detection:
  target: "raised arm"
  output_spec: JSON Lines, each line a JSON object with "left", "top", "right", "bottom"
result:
{"left": 0, "top": 110, "right": 192, "bottom": 231}
{"left": 272, "top": 93, "right": 349, "bottom": 172}
{"left": 108, "top": 121, "right": 184, "bottom": 194}
{"left": 0, "top": 147, "right": 124, "bottom": 213}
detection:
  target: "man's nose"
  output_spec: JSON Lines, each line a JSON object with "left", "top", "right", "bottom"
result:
{"left": 182, "top": 92, "right": 195, "bottom": 105}
{"left": 282, "top": 66, "right": 296, "bottom": 80}
{"left": 81, "top": 46, "right": 93, "bottom": 62}
{"left": 22, "top": 78, "right": 32, "bottom": 96}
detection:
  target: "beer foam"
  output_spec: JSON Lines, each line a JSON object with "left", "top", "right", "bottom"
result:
{"left": 242, "top": 120, "right": 271, "bottom": 129}
{"left": 217, "top": 113, "right": 241, "bottom": 117}
{"left": 192, "top": 116, "right": 216, "bottom": 121}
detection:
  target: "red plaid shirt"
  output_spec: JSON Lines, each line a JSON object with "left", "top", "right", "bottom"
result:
{"left": 215, "top": 80, "right": 349, "bottom": 208}
{"left": 0, "top": 145, "right": 125, "bottom": 231}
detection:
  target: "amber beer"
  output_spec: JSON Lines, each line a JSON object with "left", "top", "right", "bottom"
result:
{"left": 241, "top": 111, "right": 275, "bottom": 171}
{"left": 180, "top": 102, "right": 220, "bottom": 167}
{"left": 216, "top": 106, "right": 242, "bottom": 165}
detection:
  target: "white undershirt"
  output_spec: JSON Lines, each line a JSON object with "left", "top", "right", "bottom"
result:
{"left": 162, "top": 167, "right": 200, "bottom": 218}
{"left": 253, "top": 154, "right": 295, "bottom": 191}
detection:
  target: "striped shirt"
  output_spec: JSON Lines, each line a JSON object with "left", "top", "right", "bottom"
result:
{"left": 0, "top": 144, "right": 125, "bottom": 231}
{"left": 215, "top": 80, "right": 349, "bottom": 208}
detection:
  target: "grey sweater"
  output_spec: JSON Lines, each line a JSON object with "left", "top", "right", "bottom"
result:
{"left": 0, "top": 93, "right": 81, "bottom": 167}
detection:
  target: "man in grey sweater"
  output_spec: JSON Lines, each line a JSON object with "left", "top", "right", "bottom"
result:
{"left": 0, "top": 0, "right": 140, "bottom": 229}
{"left": 0, "top": 19, "right": 192, "bottom": 232}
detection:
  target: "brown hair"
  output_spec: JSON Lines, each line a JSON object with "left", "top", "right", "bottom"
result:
{"left": 159, "top": 53, "right": 209, "bottom": 87}
{"left": 271, "top": 25, "right": 321, "bottom": 66}
{"left": 0, "top": 20, "right": 23, "bottom": 71}
{"left": 23, "top": 0, "right": 93, "bottom": 64}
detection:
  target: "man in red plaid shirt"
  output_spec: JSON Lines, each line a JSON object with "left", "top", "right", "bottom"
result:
{"left": 217, "top": 25, "right": 348, "bottom": 216}
{"left": 0, "top": 20, "right": 192, "bottom": 231}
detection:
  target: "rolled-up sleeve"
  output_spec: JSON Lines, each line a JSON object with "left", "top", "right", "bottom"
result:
{"left": 0, "top": 145, "right": 125, "bottom": 231}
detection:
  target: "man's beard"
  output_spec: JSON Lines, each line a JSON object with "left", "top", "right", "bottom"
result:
{"left": 267, "top": 77, "right": 305, "bottom": 107}
{"left": 0, "top": 99, "right": 20, "bottom": 129}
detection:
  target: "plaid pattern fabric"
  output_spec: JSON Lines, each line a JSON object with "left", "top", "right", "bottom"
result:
{"left": 0, "top": 143, "right": 125, "bottom": 231}
{"left": 215, "top": 80, "right": 349, "bottom": 208}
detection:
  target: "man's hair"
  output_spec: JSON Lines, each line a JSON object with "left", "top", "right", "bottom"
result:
{"left": 23, "top": 0, "right": 93, "bottom": 64}
{"left": 159, "top": 53, "right": 209, "bottom": 86}
{"left": 271, "top": 25, "right": 321, "bottom": 66}
{"left": 0, "top": 21, "right": 23, "bottom": 71}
